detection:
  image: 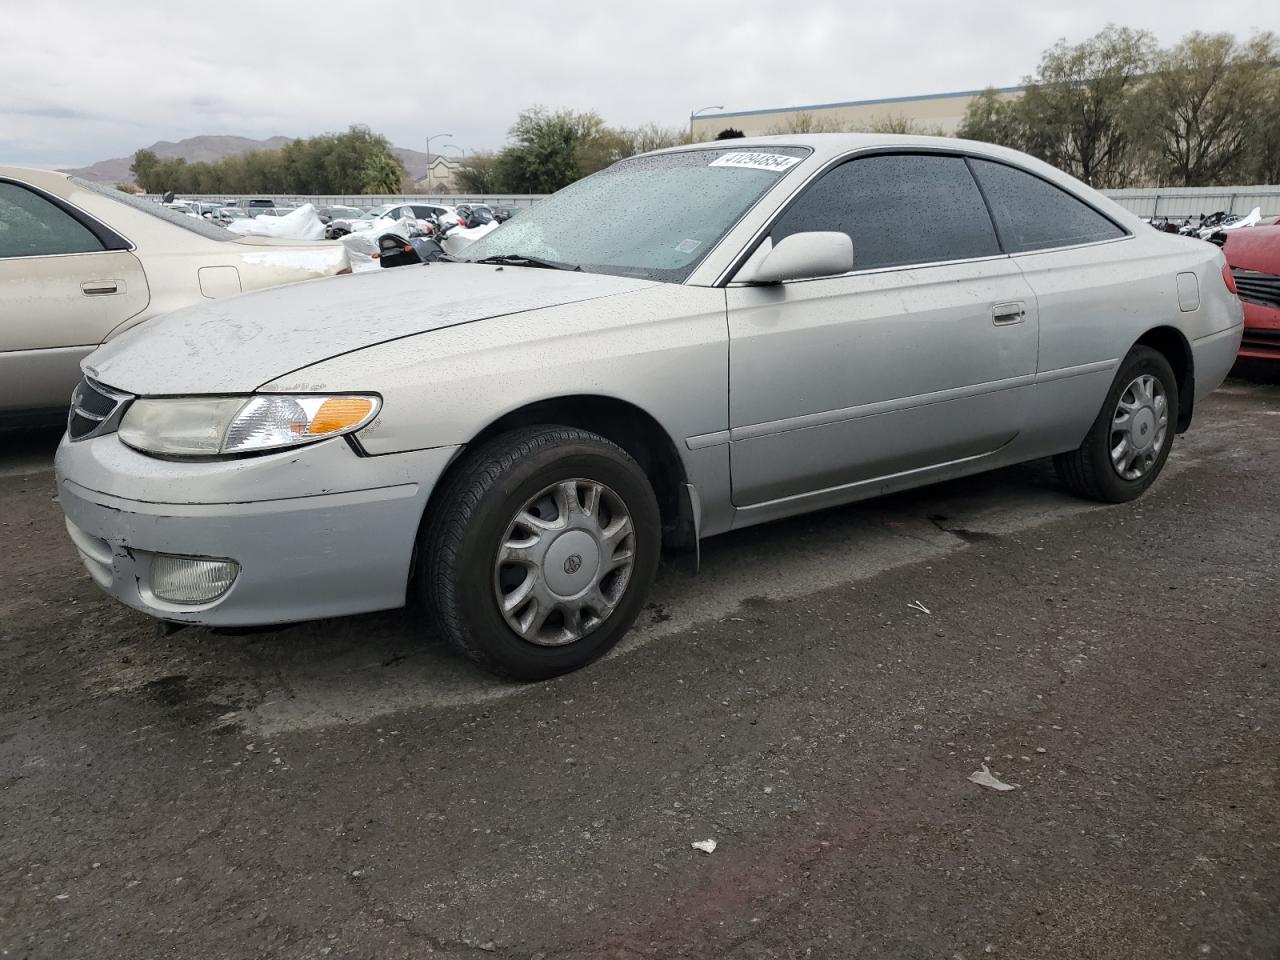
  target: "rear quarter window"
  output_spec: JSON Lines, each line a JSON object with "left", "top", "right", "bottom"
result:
{"left": 0, "top": 181, "right": 104, "bottom": 258}
{"left": 968, "top": 158, "right": 1126, "bottom": 252}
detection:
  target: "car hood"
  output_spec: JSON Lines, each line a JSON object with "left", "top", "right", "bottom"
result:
{"left": 1224, "top": 225, "right": 1280, "bottom": 274}
{"left": 85, "top": 263, "right": 659, "bottom": 395}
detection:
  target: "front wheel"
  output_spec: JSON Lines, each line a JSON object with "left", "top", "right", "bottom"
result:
{"left": 420, "top": 426, "right": 661, "bottom": 680}
{"left": 1053, "top": 345, "right": 1178, "bottom": 503}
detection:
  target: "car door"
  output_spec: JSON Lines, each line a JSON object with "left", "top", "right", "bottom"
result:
{"left": 0, "top": 180, "right": 149, "bottom": 413}
{"left": 726, "top": 152, "right": 1039, "bottom": 508}
{"left": 965, "top": 158, "right": 1134, "bottom": 448}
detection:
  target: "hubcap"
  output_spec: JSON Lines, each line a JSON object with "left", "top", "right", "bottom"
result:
{"left": 1110, "top": 374, "right": 1168, "bottom": 481}
{"left": 493, "top": 478, "right": 635, "bottom": 646}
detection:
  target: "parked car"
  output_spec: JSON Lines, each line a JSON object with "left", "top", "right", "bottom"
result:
{"left": 325, "top": 204, "right": 460, "bottom": 239}
{"left": 210, "top": 207, "right": 250, "bottom": 225}
{"left": 1223, "top": 225, "right": 1280, "bottom": 361}
{"left": 54, "top": 135, "right": 1242, "bottom": 680}
{"left": 0, "top": 167, "right": 352, "bottom": 423}
{"left": 317, "top": 205, "right": 365, "bottom": 225}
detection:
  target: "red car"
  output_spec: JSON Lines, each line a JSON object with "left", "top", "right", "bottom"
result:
{"left": 1224, "top": 226, "right": 1280, "bottom": 361}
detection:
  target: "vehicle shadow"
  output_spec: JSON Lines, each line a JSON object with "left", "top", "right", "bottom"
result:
{"left": 1230, "top": 361, "right": 1280, "bottom": 386}
{"left": 132, "top": 457, "right": 1087, "bottom": 734}
{"left": 0, "top": 425, "right": 64, "bottom": 478}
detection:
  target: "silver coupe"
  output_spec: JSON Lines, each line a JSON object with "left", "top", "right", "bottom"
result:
{"left": 55, "top": 135, "right": 1244, "bottom": 679}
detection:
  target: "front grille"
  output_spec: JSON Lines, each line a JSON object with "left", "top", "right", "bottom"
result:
{"left": 1241, "top": 328, "right": 1280, "bottom": 356}
{"left": 68, "top": 377, "right": 132, "bottom": 441}
{"left": 1232, "top": 268, "right": 1280, "bottom": 310}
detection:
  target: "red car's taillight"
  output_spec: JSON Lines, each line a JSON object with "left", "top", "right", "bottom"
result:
{"left": 1222, "top": 263, "right": 1238, "bottom": 295}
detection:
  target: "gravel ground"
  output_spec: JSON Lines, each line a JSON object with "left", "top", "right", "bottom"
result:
{"left": 1, "top": 376, "right": 1277, "bottom": 960}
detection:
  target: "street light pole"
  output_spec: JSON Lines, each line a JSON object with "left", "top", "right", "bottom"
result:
{"left": 425, "top": 133, "right": 455, "bottom": 160}
{"left": 424, "top": 133, "right": 455, "bottom": 192}
{"left": 689, "top": 105, "right": 724, "bottom": 139}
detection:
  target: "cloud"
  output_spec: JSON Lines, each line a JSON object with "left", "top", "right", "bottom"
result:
{"left": 2, "top": 0, "right": 1276, "bottom": 168}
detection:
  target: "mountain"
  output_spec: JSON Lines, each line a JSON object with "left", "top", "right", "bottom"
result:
{"left": 62, "top": 135, "right": 437, "bottom": 184}
{"left": 390, "top": 147, "right": 435, "bottom": 181}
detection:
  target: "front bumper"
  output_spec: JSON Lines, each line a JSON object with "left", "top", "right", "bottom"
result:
{"left": 55, "top": 434, "right": 459, "bottom": 626}
{"left": 1239, "top": 302, "right": 1280, "bottom": 361}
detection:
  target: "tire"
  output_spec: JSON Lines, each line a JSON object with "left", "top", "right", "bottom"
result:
{"left": 1053, "top": 345, "right": 1178, "bottom": 503}
{"left": 419, "top": 426, "right": 661, "bottom": 680}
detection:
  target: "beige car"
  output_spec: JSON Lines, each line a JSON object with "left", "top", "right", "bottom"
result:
{"left": 0, "top": 167, "right": 351, "bottom": 423}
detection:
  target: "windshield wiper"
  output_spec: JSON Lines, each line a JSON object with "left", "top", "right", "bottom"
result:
{"left": 471, "top": 254, "right": 581, "bottom": 271}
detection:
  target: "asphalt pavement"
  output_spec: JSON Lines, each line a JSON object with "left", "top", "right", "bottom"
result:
{"left": 1, "top": 376, "right": 1277, "bottom": 959}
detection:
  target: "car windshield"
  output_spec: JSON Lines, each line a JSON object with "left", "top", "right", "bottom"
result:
{"left": 74, "top": 178, "right": 236, "bottom": 241}
{"left": 456, "top": 146, "right": 809, "bottom": 281}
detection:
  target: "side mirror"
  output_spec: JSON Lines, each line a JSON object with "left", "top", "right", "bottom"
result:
{"left": 735, "top": 231, "right": 853, "bottom": 284}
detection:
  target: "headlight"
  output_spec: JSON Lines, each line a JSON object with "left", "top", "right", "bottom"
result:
{"left": 118, "top": 394, "right": 380, "bottom": 457}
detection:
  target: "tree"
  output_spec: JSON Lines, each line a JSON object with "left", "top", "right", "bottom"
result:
{"left": 714, "top": 128, "right": 746, "bottom": 140}
{"left": 1017, "top": 25, "right": 1156, "bottom": 187}
{"left": 765, "top": 111, "right": 840, "bottom": 134}
{"left": 613, "top": 123, "right": 690, "bottom": 155}
{"left": 858, "top": 113, "right": 947, "bottom": 136}
{"left": 456, "top": 151, "right": 505, "bottom": 193}
{"left": 496, "top": 107, "right": 610, "bottom": 193}
{"left": 956, "top": 89, "right": 1027, "bottom": 148}
{"left": 280, "top": 125, "right": 405, "bottom": 193}
{"left": 1135, "top": 31, "right": 1278, "bottom": 186}
{"left": 1249, "top": 67, "right": 1280, "bottom": 183}
{"left": 129, "top": 149, "right": 161, "bottom": 191}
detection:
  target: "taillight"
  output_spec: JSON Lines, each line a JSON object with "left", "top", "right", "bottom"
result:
{"left": 1222, "top": 263, "right": 1238, "bottom": 295}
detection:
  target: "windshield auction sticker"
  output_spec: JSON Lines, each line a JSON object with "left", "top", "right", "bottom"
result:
{"left": 709, "top": 152, "right": 802, "bottom": 172}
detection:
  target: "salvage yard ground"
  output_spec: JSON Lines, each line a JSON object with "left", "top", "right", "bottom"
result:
{"left": 2, "top": 376, "right": 1278, "bottom": 959}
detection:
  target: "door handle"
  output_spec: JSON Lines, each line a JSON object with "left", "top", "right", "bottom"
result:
{"left": 991, "top": 302, "right": 1026, "bottom": 326}
{"left": 81, "top": 280, "right": 120, "bottom": 296}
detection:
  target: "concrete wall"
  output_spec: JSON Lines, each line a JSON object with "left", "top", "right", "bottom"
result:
{"left": 690, "top": 86, "right": 1025, "bottom": 138}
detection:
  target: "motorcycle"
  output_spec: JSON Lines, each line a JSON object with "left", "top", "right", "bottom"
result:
{"left": 373, "top": 206, "right": 503, "bottom": 269}
{"left": 375, "top": 232, "right": 448, "bottom": 268}
{"left": 437, "top": 205, "right": 501, "bottom": 256}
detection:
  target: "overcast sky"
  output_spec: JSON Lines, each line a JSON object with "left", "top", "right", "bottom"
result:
{"left": 3, "top": 0, "right": 1277, "bottom": 169}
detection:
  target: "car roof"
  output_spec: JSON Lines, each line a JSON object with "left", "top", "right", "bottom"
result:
{"left": 643, "top": 132, "right": 1033, "bottom": 164}
{"left": 0, "top": 165, "right": 74, "bottom": 190}
{"left": 640, "top": 133, "right": 1140, "bottom": 229}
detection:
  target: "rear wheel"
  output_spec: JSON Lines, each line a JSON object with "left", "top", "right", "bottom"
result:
{"left": 420, "top": 426, "right": 661, "bottom": 680}
{"left": 1054, "top": 345, "right": 1178, "bottom": 503}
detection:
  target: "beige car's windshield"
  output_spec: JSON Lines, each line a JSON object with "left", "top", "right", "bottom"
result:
{"left": 458, "top": 146, "right": 809, "bottom": 282}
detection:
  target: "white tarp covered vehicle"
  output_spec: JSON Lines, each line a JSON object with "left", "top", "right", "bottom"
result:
{"left": 227, "top": 203, "right": 327, "bottom": 241}
{"left": 339, "top": 215, "right": 425, "bottom": 272}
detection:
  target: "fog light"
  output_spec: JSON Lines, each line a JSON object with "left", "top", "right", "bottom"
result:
{"left": 150, "top": 555, "right": 239, "bottom": 604}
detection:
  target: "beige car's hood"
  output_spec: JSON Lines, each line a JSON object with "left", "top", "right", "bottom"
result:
{"left": 84, "top": 263, "right": 657, "bottom": 395}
